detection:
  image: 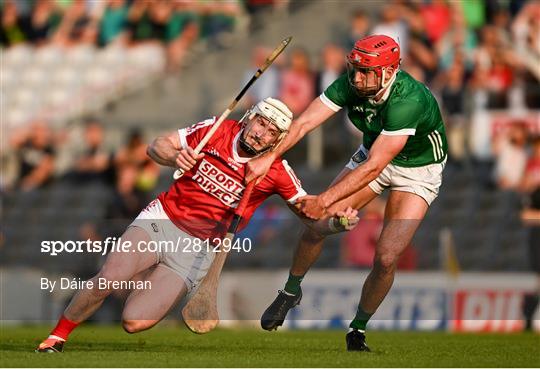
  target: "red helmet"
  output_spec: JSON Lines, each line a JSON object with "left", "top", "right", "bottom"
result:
{"left": 347, "top": 35, "right": 401, "bottom": 97}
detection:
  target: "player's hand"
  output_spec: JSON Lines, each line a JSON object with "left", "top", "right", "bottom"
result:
{"left": 175, "top": 147, "right": 204, "bottom": 172}
{"left": 245, "top": 152, "right": 276, "bottom": 184}
{"left": 333, "top": 207, "right": 359, "bottom": 231}
{"left": 298, "top": 195, "right": 327, "bottom": 220}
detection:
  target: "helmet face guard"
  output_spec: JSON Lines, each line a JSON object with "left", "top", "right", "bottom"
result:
{"left": 239, "top": 116, "right": 283, "bottom": 156}
{"left": 238, "top": 97, "right": 292, "bottom": 156}
{"left": 347, "top": 62, "right": 384, "bottom": 98}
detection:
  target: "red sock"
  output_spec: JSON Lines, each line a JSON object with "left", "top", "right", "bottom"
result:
{"left": 50, "top": 315, "right": 79, "bottom": 341}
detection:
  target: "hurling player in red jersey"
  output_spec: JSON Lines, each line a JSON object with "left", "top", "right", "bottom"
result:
{"left": 36, "top": 98, "right": 359, "bottom": 353}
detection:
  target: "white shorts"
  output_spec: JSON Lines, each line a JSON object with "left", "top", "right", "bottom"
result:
{"left": 128, "top": 199, "right": 215, "bottom": 293}
{"left": 346, "top": 144, "right": 446, "bottom": 205}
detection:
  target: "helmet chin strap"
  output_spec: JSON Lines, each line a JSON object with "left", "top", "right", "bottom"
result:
{"left": 372, "top": 67, "right": 398, "bottom": 103}
{"left": 238, "top": 136, "right": 260, "bottom": 156}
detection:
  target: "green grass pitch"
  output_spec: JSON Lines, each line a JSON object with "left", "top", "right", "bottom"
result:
{"left": 1, "top": 324, "right": 539, "bottom": 367}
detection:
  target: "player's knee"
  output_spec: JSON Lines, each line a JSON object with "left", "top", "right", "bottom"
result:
{"left": 301, "top": 227, "right": 325, "bottom": 243}
{"left": 374, "top": 253, "right": 398, "bottom": 274}
{"left": 122, "top": 319, "right": 151, "bottom": 334}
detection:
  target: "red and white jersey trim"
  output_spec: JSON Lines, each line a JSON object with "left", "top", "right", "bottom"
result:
{"left": 282, "top": 159, "right": 306, "bottom": 203}
{"left": 178, "top": 117, "right": 216, "bottom": 149}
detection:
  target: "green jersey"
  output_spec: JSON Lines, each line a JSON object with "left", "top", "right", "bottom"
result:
{"left": 321, "top": 70, "right": 447, "bottom": 167}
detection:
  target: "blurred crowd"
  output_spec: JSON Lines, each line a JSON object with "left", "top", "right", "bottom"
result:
{"left": 3, "top": 117, "right": 160, "bottom": 220}
{"left": 1, "top": 0, "right": 292, "bottom": 71}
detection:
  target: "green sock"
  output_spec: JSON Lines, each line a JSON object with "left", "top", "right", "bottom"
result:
{"left": 283, "top": 273, "right": 304, "bottom": 295}
{"left": 349, "top": 306, "right": 373, "bottom": 331}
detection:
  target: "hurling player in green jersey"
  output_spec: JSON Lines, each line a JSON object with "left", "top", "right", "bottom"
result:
{"left": 246, "top": 35, "right": 448, "bottom": 351}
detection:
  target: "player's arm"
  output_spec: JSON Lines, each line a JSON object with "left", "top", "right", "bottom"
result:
{"left": 146, "top": 131, "right": 203, "bottom": 170}
{"left": 287, "top": 203, "right": 359, "bottom": 236}
{"left": 246, "top": 98, "right": 336, "bottom": 183}
{"left": 301, "top": 134, "right": 409, "bottom": 219}
{"left": 276, "top": 98, "right": 336, "bottom": 156}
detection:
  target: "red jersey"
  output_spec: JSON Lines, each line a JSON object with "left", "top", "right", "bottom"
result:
{"left": 158, "top": 118, "right": 306, "bottom": 240}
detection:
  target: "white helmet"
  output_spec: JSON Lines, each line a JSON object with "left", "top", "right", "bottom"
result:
{"left": 239, "top": 97, "right": 293, "bottom": 155}
{"left": 250, "top": 97, "right": 293, "bottom": 132}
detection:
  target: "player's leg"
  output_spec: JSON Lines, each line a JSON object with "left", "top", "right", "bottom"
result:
{"left": 285, "top": 146, "right": 376, "bottom": 292}
{"left": 121, "top": 265, "right": 188, "bottom": 333}
{"left": 36, "top": 226, "right": 157, "bottom": 352}
{"left": 261, "top": 168, "right": 378, "bottom": 331}
{"left": 346, "top": 190, "right": 428, "bottom": 351}
{"left": 289, "top": 184, "right": 379, "bottom": 277}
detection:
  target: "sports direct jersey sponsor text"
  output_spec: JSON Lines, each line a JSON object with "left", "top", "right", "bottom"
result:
{"left": 192, "top": 159, "right": 244, "bottom": 207}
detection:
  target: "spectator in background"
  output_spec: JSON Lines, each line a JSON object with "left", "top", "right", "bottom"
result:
{"left": 127, "top": 0, "right": 165, "bottom": 43}
{"left": 114, "top": 129, "right": 159, "bottom": 195}
{"left": 512, "top": 1, "right": 540, "bottom": 108}
{"left": 27, "top": 0, "right": 62, "bottom": 45}
{"left": 419, "top": 0, "right": 451, "bottom": 45}
{"left": 315, "top": 44, "right": 359, "bottom": 157}
{"left": 127, "top": 0, "right": 199, "bottom": 73}
{"left": 165, "top": 0, "right": 199, "bottom": 72}
{"left": 199, "top": 0, "right": 242, "bottom": 49}
{"left": 437, "top": 61, "right": 468, "bottom": 163}
{"left": 436, "top": 4, "right": 477, "bottom": 72}
{"left": 491, "top": 8, "right": 512, "bottom": 45}
{"left": 245, "top": 0, "right": 289, "bottom": 32}
{"left": 68, "top": 118, "right": 112, "bottom": 183}
{"left": 493, "top": 121, "right": 529, "bottom": 191}
{"left": 52, "top": 0, "right": 96, "bottom": 46}
{"left": 371, "top": 3, "right": 409, "bottom": 58}
{"left": 242, "top": 46, "right": 280, "bottom": 108}
{"left": 315, "top": 43, "right": 345, "bottom": 95}
{"left": 521, "top": 137, "right": 540, "bottom": 193}
{"left": 399, "top": 1, "right": 438, "bottom": 82}
{"left": 11, "top": 121, "right": 56, "bottom": 191}
{"left": 470, "top": 25, "right": 513, "bottom": 108}
{"left": 342, "top": 10, "right": 370, "bottom": 51}
{"left": 279, "top": 47, "right": 314, "bottom": 116}
{"left": 1, "top": 0, "right": 30, "bottom": 46}
{"left": 98, "top": 0, "right": 128, "bottom": 46}
{"left": 109, "top": 162, "right": 149, "bottom": 221}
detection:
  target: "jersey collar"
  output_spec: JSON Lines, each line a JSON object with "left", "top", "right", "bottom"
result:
{"left": 233, "top": 131, "right": 252, "bottom": 163}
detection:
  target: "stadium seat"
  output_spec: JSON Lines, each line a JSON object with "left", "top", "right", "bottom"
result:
{"left": 3, "top": 44, "right": 33, "bottom": 69}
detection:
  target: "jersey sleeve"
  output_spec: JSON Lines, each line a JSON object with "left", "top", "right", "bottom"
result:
{"left": 272, "top": 160, "right": 307, "bottom": 204}
{"left": 320, "top": 73, "right": 351, "bottom": 112}
{"left": 177, "top": 117, "right": 216, "bottom": 149}
{"left": 381, "top": 101, "right": 422, "bottom": 136}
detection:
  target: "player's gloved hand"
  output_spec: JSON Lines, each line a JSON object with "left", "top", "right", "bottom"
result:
{"left": 245, "top": 152, "right": 276, "bottom": 184}
{"left": 175, "top": 147, "right": 204, "bottom": 172}
{"left": 331, "top": 206, "right": 359, "bottom": 231}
